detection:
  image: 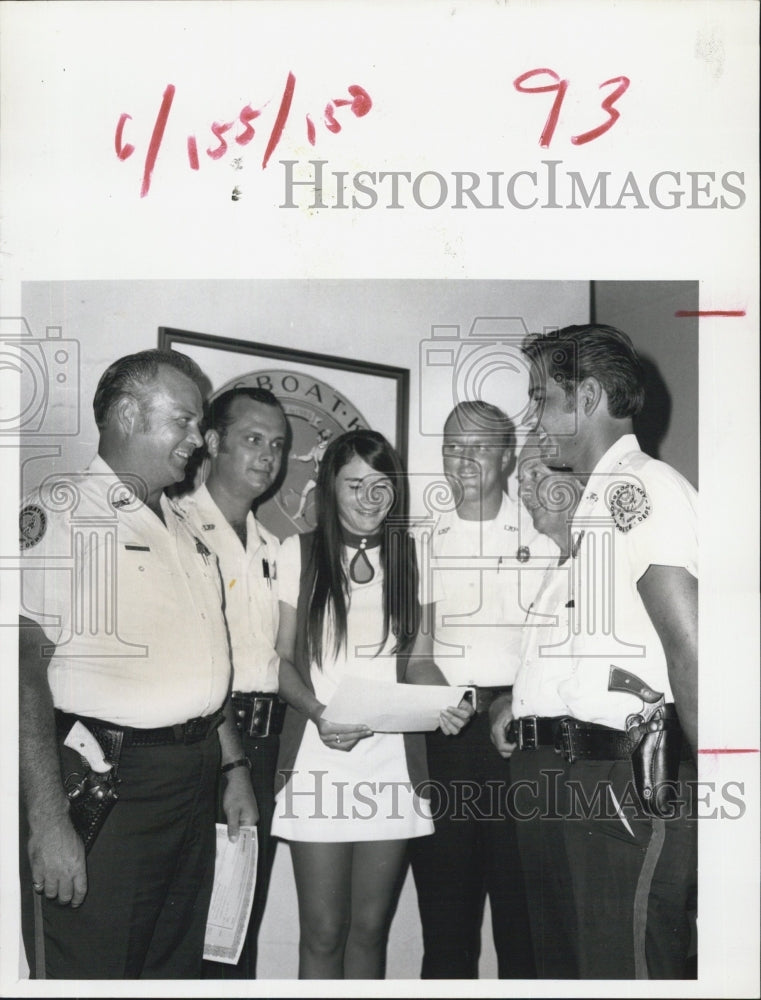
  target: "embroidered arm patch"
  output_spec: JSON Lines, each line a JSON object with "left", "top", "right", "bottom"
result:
{"left": 608, "top": 483, "right": 651, "bottom": 533}
{"left": 20, "top": 504, "right": 47, "bottom": 549}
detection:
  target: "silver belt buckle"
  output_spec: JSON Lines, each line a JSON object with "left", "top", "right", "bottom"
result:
{"left": 254, "top": 695, "right": 274, "bottom": 737}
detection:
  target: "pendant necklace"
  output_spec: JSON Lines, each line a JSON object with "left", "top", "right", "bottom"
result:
{"left": 341, "top": 526, "right": 383, "bottom": 584}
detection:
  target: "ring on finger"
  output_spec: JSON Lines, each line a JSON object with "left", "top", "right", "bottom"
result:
{"left": 32, "top": 881, "right": 44, "bottom": 892}
{"left": 335, "top": 735, "right": 341, "bottom": 744}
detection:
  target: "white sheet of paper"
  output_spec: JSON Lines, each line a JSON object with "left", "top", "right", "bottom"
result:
{"left": 324, "top": 677, "right": 475, "bottom": 732}
{"left": 203, "top": 824, "right": 258, "bottom": 966}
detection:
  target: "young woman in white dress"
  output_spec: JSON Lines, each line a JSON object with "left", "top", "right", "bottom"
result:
{"left": 272, "top": 429, "right": 469, "bottom": 979}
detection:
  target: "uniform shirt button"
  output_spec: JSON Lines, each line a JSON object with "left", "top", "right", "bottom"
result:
{"left": 138, "top": 566, "right": 145, "bottom": 572}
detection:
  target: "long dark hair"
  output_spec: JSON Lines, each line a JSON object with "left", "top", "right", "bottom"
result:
{"left": 307, "top": 429, "right": 419, "bottom": 668}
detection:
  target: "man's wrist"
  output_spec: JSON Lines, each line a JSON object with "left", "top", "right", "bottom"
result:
{"left": 25, "top": 785, "right": 73, "bottom": 827}
{"left": 221, "top": 757, "right": 251, "bottom": 775}
{"left": 488, "top": 692, "right": 512, "bottom": 722}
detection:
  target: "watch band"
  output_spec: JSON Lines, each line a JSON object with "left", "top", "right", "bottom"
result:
{"left": 220, "top": 756, "right": 251, "bottom": 774}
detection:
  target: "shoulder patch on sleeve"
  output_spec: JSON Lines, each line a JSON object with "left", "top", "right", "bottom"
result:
{"left": 608, "top": 483, "right": 651, "bottom": 533}
{"left": 20, "top": 504, "right": 47, "bottom": 549}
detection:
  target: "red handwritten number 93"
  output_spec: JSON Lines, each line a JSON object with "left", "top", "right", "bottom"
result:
{"left": 514, "top": 69, "right": 630, "bottom": 147}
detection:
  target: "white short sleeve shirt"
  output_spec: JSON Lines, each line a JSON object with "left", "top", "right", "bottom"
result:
{"left": 19, "top": 456, "right": 231, "bottom": 728}
{"left": 421, "top": 493, "right": 558, "bottom": 687}
{"left": 558, "top": 436, "right": 697, "bottom": 729}
{"left": 176, "top": 484, "right": 280, "bottom": 693}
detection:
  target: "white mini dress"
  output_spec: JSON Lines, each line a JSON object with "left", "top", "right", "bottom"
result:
{"left": 271, "top": 535, "right": 434, "bottom": 843}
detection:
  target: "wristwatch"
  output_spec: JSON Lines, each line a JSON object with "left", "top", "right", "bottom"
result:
{"left": 220, "top": 756, "right": 251, "bottom": 774}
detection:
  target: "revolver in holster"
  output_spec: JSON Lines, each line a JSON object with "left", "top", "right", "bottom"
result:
{"left": 608, "top": 666, "right": 684, "bottom": 818}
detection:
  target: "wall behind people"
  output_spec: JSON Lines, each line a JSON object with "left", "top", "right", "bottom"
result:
{"left": 593, "top": 280, "right": 698, "bottom": 487}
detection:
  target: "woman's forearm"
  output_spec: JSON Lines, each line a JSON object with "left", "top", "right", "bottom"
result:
{"left": 277, "top": 655, "right": 324, "bottom": 723}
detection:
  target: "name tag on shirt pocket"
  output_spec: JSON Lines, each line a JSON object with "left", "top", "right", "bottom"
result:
{"left": 120, "top": 542, "right": 153, "bottom": 575}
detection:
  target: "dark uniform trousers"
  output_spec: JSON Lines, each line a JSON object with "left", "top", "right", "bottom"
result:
{"left": 202, "top": 732, "right": 279, "bottom": 980}
{"left": 508, "top": 748, "right": 579, "bottom": 978}
{"left": 21, "top": 730, "right": 220, "bottom": 979}
{"left": 409, "top": 711, "right": 536, "bottom": 979}
{"left": 511, "top": 748, "right": 698, "bottom": 980}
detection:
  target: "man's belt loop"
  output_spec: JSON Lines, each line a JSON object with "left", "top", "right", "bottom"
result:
{"left": 559, "top": 718, "right": 577, "bottom": 764}
{"left": 261, "top": 696, "right": 274, "bottom": 734}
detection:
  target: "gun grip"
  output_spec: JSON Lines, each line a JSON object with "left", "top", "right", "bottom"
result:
{"left": 608, "top": 665, "right": 663, "bottom": 704}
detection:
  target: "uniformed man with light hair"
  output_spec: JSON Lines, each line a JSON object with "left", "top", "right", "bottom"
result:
{"left": 409, "top": 400, "right": 554, "bottom": 980}
{"left": 19, "top": 349, "right": 257, "bottom": 979}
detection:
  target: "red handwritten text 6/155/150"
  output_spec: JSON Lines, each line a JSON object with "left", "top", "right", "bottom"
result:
{"left": 115, "top": 75, "right": 372, "bottom": 198}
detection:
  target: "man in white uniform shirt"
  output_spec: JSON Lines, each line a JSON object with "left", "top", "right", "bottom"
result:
{"left": 492, "top": 325, "right": 698, "bottom": 980}
{"left": 19, "top": 350, "right": 256, "bottom": 979}
{"left": 409, "top": 401, "right": 553, "bottom": 979}
{"left": 496, "top": 444, "right": 584, "bottom": 978}
{"left": 177, "top": 386, "right": 288, "bottom": 979}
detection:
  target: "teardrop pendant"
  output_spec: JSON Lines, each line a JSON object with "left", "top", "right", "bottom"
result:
{"left": 349, "top": 538, "right": 375, "bottom": 584}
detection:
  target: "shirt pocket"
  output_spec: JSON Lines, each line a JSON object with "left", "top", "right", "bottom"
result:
{"left": 113, "top": 542, "right": 178, "bottom": 644}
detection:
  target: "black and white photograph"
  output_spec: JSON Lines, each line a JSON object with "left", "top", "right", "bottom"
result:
{"left": 0, "top": 2, "right": 758, "bottom": 997}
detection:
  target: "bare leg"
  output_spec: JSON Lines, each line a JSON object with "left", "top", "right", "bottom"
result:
{"left": 344, "top": 839, "right": 409, "bottom": 979}
{"left": 290, "top": 841, "right": 352, "bottom": 979}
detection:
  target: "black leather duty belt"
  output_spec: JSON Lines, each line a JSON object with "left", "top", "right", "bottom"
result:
{"left": 508, "top": 715, "right": 638, "bottom": 764}
{"left": 472, "top": 685, "right": 512, "bottom": 714}
{"left": 55, "top": 707, "right": 225, "bottom": 748}
{"left": 232, "top": 691, "right": 286, "bottom": 738}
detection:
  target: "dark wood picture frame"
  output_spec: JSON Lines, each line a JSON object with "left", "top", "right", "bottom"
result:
{"left": 157, "top": 327, "right": 409, "bottom": 463}
{"left": 157, "top": 327, "right": 410, "bottom": 538}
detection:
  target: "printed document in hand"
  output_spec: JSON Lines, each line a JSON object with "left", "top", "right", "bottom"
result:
{"left": 324, "top": 676, "right": 475, "bottom": 732}
{"left": 203, "top": 824, "right": 258, "bottom": 965}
